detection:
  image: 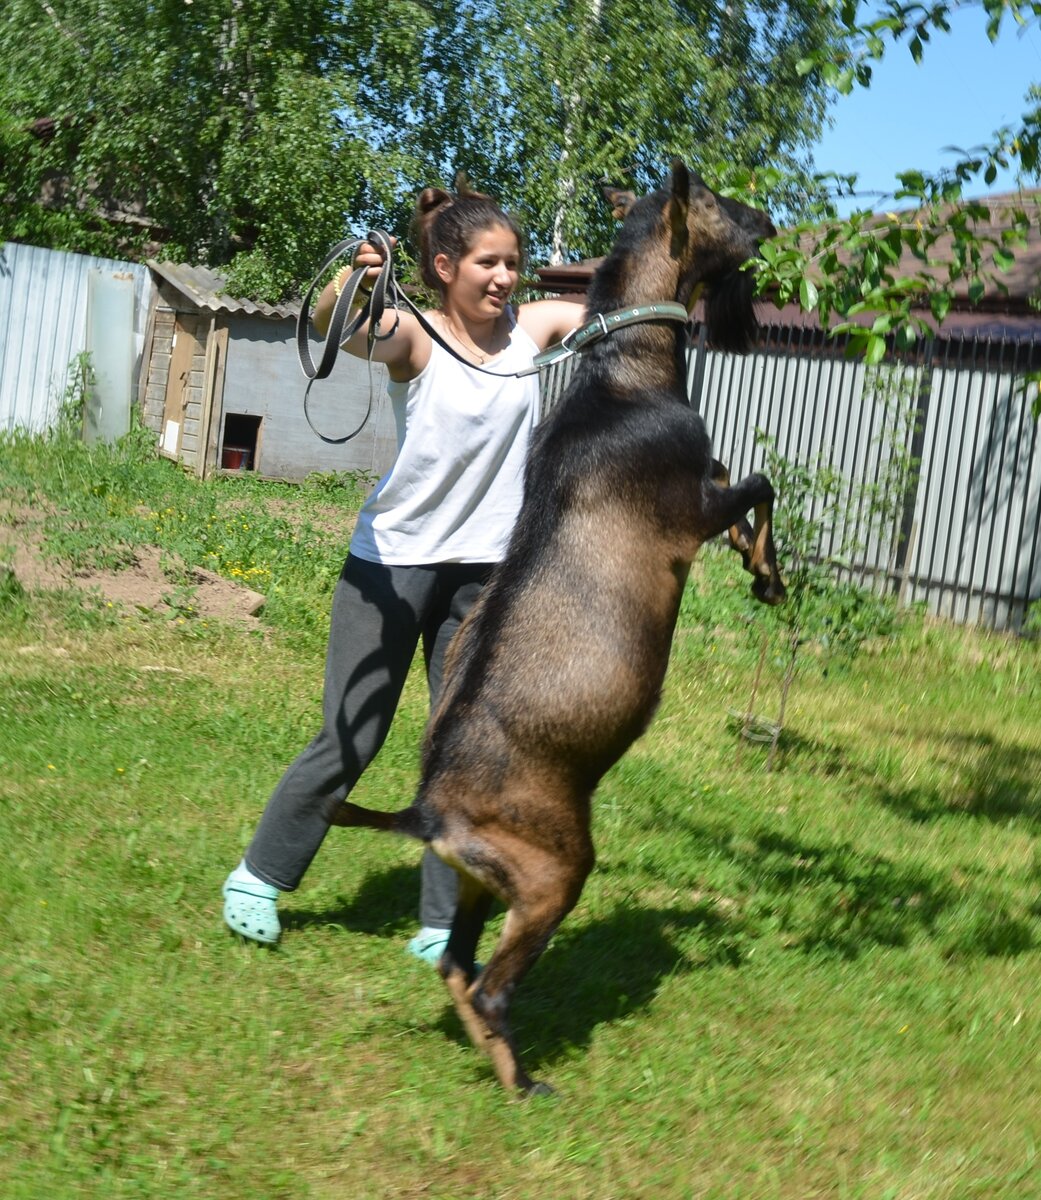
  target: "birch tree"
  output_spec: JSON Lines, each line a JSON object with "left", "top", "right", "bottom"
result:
{"left": 1, "top": 0, "right": 844, "bottom": 290}
{"left": 480, "top": 0, "right": 847, "bottom": 261}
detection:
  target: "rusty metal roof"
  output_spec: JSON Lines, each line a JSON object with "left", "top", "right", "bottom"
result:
{"left": 147, "top": 260, "right": 301, "bottom": 320}
{"left": 533, "top": 258, "right": 604, "bottom": 294}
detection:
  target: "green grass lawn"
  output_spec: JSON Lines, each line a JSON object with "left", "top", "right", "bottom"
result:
{"left": 2, "top": 428, "right": 1040, "bottom": 1199}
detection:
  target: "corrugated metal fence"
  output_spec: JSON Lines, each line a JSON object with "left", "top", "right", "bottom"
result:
{"left": 540, "top": 323, "right": 1041, "bottom": 634}
{"left": 0, "top": 242, "right": 152, "bottom": 433}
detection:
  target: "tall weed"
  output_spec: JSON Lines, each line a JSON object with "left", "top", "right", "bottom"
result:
{"left": 681, "top": 367, "right": 924, "bottom": 768}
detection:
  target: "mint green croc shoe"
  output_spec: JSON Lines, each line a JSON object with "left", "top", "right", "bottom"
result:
{"left": 407, "top": 928, "right": 482, "bottom": 972}
{"left": 407, "top": 927, "right": 450, "bottom": 965}
{"left": 223, "top": 861, "right": 281, "bottom": 946}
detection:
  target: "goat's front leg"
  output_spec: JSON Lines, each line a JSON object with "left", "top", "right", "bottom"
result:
{"left": 702, "top": 472, "right": 786, "bottom": 605}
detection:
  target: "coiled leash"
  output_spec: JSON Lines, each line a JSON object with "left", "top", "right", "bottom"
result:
{"left": 296, "top": 230, "right": 400, "bottom": 445}
{"left": 296, "top": 229, "right": 691, "bottom": 443}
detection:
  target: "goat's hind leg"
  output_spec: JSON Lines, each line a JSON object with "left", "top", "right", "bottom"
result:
{"left": 703, "top": 471, "right": 786, "bottom": 604}
{"left": 439, "top": 898, "right": 552, "bottom": 1097}
{"left": 468, "top": 908, "right": 562, "bottom": 1098}
{"left": 441, "top": 842, "right": 591, "bottom": 1098}
{"left": 468, "top": 847, "right": 592, "bottom": 1099}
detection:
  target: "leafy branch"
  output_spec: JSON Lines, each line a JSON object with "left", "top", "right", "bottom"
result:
{"left": 798, "top": 2, "right": 1041, "bottom": 98}
{"left": 754, "top": 191, "right": 1035, "bottom": 357}
{"left": 743, "top": 2, "right": 1041, "bottom": 417}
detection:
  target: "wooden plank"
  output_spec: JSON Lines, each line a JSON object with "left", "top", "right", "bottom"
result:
{"left": 198, "top": 318, "right": 227, "bottom": 479}
{"left": 206, "top": 324, "right": 229, "bottom": 479}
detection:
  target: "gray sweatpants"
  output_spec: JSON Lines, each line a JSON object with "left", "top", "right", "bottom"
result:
{"left": 243, "top": 553, "right": 494, "bottom": 929}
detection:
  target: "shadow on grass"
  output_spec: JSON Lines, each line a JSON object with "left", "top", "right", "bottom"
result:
{"left": 281, "top": 863, "right": 420, "bottom": 938}
{"left": 421, "top": 898, "right": 737, "bottom": 1072}
{"left": 740, "top": 724, "right": 1041, "bottom": 832}
{"left": 615, "top": 811, "right": 955, "bottom": 960}
{"left": 872, "top": 729, "right": 1041, "bottom": 829}
{"left": 756, "top": 726, "right": 858, "bottom": 776}
{"left": 658, "top": 811, "right": 1035, "bottom": 962}
{"left": 506, "top": 814, "right": 1036, "bottom": 1069}
{"left": 279, "top": 751, "right": 1039, "bottom": 1074}
{"left": 279, "top": 858, "right": 744, "bottom": 1069}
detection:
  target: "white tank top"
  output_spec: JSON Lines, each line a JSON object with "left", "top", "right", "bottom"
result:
{"left": 349, "top": 311, "right": 540, "bottom": 565}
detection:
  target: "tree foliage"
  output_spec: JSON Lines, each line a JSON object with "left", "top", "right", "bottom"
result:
{"left": 0, "top": 0, "right": 410, "bottom": 297}
{"left": 0, "top": 0, "right": 844, "bottom": 295}
{"left": 6, "top": 0, "right": 1039, "bottom": 421}
{"left": 456, "top": 0, "right": 847, "bottom": 262}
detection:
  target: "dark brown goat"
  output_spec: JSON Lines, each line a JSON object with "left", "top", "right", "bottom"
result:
{"left": 336, "top": 159, "right": 785, "bottom": 1096}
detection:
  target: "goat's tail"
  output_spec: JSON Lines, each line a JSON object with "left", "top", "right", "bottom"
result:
{"left": 331, "top": 801, "right": 430, "bottom": 840}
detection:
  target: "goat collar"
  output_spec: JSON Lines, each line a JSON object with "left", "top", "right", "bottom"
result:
{"left": 527, "top": 302, "right": 689, "bottom": 375}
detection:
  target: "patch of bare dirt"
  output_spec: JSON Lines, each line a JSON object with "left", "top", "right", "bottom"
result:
{"left": 1, "top": 502, "right": 265, "bottom": 627}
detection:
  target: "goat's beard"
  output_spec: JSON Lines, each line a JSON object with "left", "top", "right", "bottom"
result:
{"left": 704, "top": 268, "right": 759, "bottom": 354}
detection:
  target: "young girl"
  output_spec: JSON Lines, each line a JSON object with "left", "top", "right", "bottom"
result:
{"left": 222, "top": 180, "right": 581, "bottom": 958}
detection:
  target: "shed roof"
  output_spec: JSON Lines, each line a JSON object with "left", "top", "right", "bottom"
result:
{"left": 147, "top": 260, "right": 301, "bottom": 320}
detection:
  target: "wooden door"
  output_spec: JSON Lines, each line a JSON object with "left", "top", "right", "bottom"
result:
{"left": 159, "top": 313, "right": 204, "bottom": 460}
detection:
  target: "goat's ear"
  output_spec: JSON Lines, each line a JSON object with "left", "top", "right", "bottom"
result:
{"left": 668, "top": 158, "right": 690, "bottom": 255}
{"left": 602, "top": 185, "right": 637, "bottom": 221}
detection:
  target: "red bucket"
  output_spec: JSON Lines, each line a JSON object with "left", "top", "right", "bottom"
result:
{"left": 221, "top": 445, "right": 252, "bottom": 471}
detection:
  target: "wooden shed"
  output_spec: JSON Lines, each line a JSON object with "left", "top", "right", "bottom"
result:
{"left": 139, "top": 261, "right": 398, "bottom": 481}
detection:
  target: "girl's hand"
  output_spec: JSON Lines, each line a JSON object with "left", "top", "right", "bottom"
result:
{"left": 314, "top": 233, "right": 427, "bottom": 380}
{"left": 321, "top": 237, "right": 399, "bottom": 316}
{"left": 315, "top": 236, "right": 397, "bottom": 335}
{"left": 350, "top": 236, "right": 398, "bottom": 289}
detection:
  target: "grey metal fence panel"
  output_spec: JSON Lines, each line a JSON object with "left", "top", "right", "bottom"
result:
{"left": 904, "top": 346, "right": 1041, "bottom": 630}
{"left": 689, "top": 328, "right": 1041, "bottom": 633}
{"left": 537, "top": 354, "right": 577, "bottom": 422}
{"left": 1, "top": 242, "right": 152, "bottom": 434}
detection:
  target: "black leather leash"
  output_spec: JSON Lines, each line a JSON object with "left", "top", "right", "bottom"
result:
{"left": 298, "top": 227, "right": 554, "bottom": 444}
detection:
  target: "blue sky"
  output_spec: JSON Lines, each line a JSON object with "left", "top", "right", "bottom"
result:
{"left": 811, "top": 7, "right": 1041, "bottom": 214}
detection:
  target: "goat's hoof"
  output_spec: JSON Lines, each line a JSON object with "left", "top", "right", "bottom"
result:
{"left": 752, "top": 575, "right": 786, "bottom": 605}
